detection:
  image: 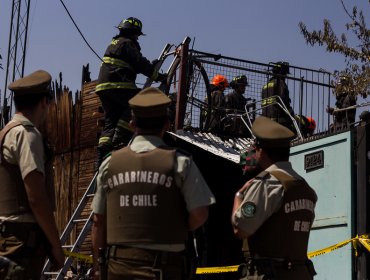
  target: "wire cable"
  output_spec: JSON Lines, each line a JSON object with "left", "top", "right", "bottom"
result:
{"left": 58, "top": 0, "right": 102, "bottom": 62}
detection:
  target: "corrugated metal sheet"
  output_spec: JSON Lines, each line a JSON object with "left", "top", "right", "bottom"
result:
{"left": 169, "top": 130, "right": 254, "bottom": 163}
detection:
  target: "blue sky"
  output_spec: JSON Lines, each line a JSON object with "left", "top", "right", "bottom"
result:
{"left": 0, "top": 0, "right": 368, "bottom": 97}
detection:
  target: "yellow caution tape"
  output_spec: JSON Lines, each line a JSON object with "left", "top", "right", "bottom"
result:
{"left": 307, "top": 238, "right": 352, "bottom": 258}
{"left": 358, "top": 237, "right": 370, "bottom": 252}
{"left": 62, "top": 234, "right": 370, "bottom": 275}
{"left": 196, "top": 265, "right": 239, "bottom": 274}
{"left": 196, "top": 234, "right": 370, "bottom": 275}
{"left": 307, "top": 234, "right": 370, "bottom": 259}
{"left": 63, "top": 250, "right": 93, "bottom": 263}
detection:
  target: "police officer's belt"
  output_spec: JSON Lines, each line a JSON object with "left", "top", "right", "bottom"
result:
{"left": 0, "top": 221, "right": 40, "bottom": 239}
{"left": 107, "top": 245, "right": 184, "bottom": 265}
{"left": 249, "top": 257, "right": 308, "bottom": 269}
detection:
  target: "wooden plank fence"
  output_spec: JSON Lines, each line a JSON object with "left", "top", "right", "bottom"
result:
{"left": 45, "top": 80, "right": 102, "bottom": 256}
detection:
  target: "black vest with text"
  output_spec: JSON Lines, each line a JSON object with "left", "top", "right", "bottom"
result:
{"left": 248, "top": 170, "right": 317, "bottom": 261}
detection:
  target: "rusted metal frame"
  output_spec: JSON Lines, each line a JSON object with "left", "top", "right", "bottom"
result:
{"left": 175, "top": 37, "right": 191, "bottom": 130}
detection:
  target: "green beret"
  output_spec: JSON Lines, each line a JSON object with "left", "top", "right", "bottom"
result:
{"left": 8, "top": 70, "right": 52, "bottom": 96}
{"left": 129, "top": 87, "right": 171, "bottom": 118}
{"left": 252, "top": 116, "right": 295, "bottom": 148}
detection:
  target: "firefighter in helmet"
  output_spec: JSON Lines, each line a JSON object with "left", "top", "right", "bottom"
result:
{"left": 326, "top": 75, "right": 357, "bottom": 130}
{"left": 224, "top": 75, "right": 251, "bottom": 137}
{"left": 294, "top": 115, "right": 316, "bottom": 138}
{"left": 206, "top": 74, "right": 229, "bottom": 133}
{"left": 95, "top": 17, "right": 167, "bottom": 168}
{"left": 261, "top": 61, "right": 295, "bottom": 130}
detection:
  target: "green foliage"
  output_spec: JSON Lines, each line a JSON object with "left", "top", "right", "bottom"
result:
{"left": 299, "top": 0, "right": 369, "bottom": 98}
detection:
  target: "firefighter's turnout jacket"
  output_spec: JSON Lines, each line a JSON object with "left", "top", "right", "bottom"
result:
{"left": 96, "top": 35, "right": 159, "bottom": 93}
{"left": 261, "top": 77, "right": 294, "bottom": 128}
{"left": 334, "top": 94, "right": 357, "bottom": 127}
{"left": 224, "top": 90, "right": 250, "bottom": 136}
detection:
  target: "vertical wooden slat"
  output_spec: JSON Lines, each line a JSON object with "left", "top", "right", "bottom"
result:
{"left": 45, "top": 80, "right": 102, "bottom": 255}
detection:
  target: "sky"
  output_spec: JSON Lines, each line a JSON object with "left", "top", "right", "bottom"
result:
{"left": 0, "top": 0, "right": 369, "bottom": 102}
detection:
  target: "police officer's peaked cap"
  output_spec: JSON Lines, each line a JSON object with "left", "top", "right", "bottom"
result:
{"left": 129, "top": 87, "right": 171, "bottom": 118}
{"left": 8, "top": 70, "right": 52, "bottom": 96}
{"left": 252, "top": 116, "right": 295, "bottom": 148}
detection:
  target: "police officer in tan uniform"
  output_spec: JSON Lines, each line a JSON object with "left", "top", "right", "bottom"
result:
{"left": 0, "top": 70, "right": 64, "bottom": 279}
{"left": 231, "top": 116, "right": 317, "bottom": 280}
{"left": 91, "top": 87, "right": 216, "bottom": 280}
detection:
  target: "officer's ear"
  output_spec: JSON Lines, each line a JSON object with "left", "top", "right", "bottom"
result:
{"left": 129, "top": 119, "right": 136, "bottom": 131}
{"left": 162, "top": 118, "right": 170, "bottom": 132}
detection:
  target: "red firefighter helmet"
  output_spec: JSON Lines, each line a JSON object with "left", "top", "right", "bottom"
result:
{"left": 306, "top": 117, "right": 316, "bottom": 133}
{"left": 211, "top": 75, "right": 229, "bottom": 90}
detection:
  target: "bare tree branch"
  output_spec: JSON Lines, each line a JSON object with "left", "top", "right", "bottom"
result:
{"left": 298, "top": 1, "right": 370, "bottom": 97}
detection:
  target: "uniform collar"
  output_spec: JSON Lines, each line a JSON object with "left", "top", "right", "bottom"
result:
{"left": 265, "top": 161, "right": 303, "bottom": 179}
{"left": 130, "top": 135, "right": 165, "bottom": 153}
{"left": 265, "top": 161, "right": 293, "bottom": 172}
{"left": 11, "top": 113, "right": 35, "bottom": 127}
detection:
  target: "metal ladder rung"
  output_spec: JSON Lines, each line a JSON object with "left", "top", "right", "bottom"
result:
{"left": 87, "top": 194, "right": 95, "bottom": 198}
{"left": 43, "top": 272, "right": 58, "bottom": 275}
{"left": 73, "top": 218, "right": 89, "bottom": 223}
{"left": 42, "top": 172, "right": 97, "bottom": 279}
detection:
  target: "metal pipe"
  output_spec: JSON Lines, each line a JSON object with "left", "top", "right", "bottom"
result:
{"left": 21, "top": 0, "right": 31, "bottom": 77}
{"left": 299, "top": 76, "right": 304, "bottom": 131}
{"left": 12, "top": 0, "right": 21, "bottom": 82}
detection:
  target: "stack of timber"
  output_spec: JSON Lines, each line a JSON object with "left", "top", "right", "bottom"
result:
{"left": 45, "top": 80, "right": 102, "bottom": 256}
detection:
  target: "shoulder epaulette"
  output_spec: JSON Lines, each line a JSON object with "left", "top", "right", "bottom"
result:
{"left": 175, "top": 148, "right": 192, "bottom": 158}
{"left": 103, "top": 152, "right": 112, "bottom": 160}
{"left": 256, "top": 170, "right": 270, "bottom": 179}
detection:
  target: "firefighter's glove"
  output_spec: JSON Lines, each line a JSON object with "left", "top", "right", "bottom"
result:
{"left": 326, "top": 106, "right": 334, "bottom": 114}
{"left": 156, "top": 73, "right": 168, "bottom": 83}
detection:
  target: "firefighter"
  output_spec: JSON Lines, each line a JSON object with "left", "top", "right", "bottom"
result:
{"left": 224, "top": 75, "right": 251, "bottom": 137}
{"left": 261, "top": 61, "right": 295, "bottom": 130}
{"left": 95, "top": 17, "right": 167, "bottom": 168}
{"left": 0, "top": 70, "right": 64, "bottom": 279}
{"left": 326, "top": 75, "right": 357, "bottom": 130}
{"left": 91, "top": 87, "right": 215, "bottom": 280}
{"left": 232, "top": 117, "right": 317, "bottom": 280}
{"left": 294, "top": 115, "right": 316, "bottom": 137}
{"left": 206, "top": 74, "right": 229, "bottom": 133}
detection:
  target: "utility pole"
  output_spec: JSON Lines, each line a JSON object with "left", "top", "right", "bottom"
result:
{"left": 2, "top": 0, "right": 31, "bottom": 127}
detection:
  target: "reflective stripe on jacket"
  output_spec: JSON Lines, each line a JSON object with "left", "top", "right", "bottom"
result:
{"left": 96, "top": 36, "right": 158, "bottom": 93}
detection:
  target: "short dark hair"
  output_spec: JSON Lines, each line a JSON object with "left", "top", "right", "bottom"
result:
{"left": 258, "top": 145, "right": 290, "bottom": 162}
{"left": 133, "top": 114, "right": 168, "bottom": 130}
{"left": 14, "top": 93, "right": 47, "bottom": 111}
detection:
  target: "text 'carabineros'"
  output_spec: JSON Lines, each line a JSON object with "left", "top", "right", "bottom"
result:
{"left": 106, "top": 171, "right": 174, "bottom": 189}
